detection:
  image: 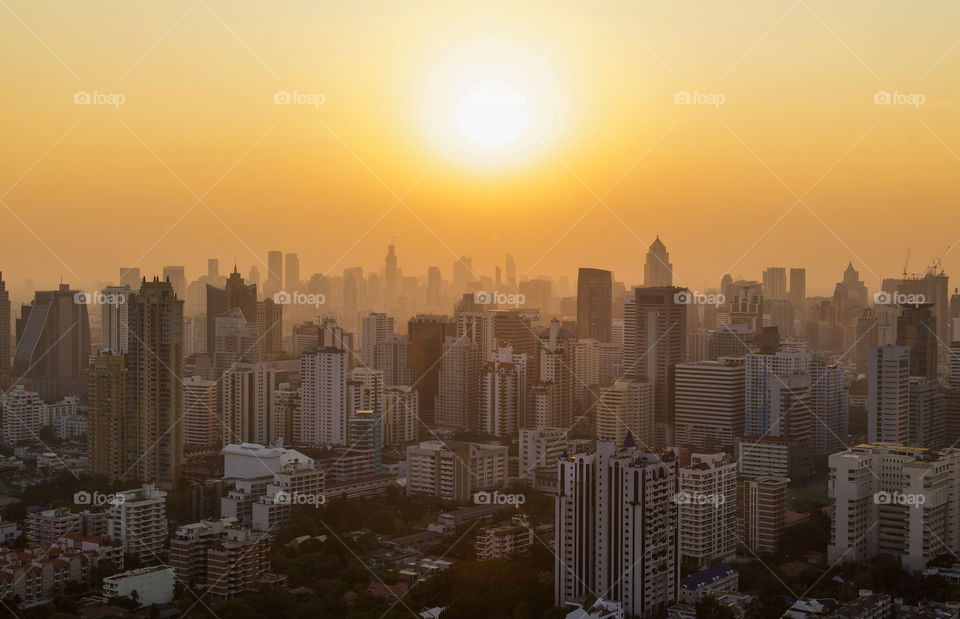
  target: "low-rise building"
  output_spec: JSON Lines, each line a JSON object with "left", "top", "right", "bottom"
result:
{"left": 103, "top": 566, "right": 175, "bottom": 607}
{"left": 475, "top": 517, "right": 533, "bottom": 560}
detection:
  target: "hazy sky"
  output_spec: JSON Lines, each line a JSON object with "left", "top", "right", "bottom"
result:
{"left": 2, "top": 0, "right": 960, "bottom": 296}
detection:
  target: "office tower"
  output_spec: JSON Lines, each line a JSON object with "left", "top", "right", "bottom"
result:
{"left": 14, "top": 284, "right": 91, "bottom": 400}
{"left": 897, "top": 304, "right": 938, "bottom": 381}
{"left": 867, "top": 345, "right": 910, "bottom": 444}
{"left": 255, "top": 298, "right": 282, "bottom": 357}
{"left": 706, "top": 323, "right": 754, "bottom": 360}
{"left": 267, "top": 250, "right": 283, "bottom": 289}
{"left": 539, "top": 320, "right": 576, "bottom": 428}
{"left": 406, "top": 440, "right": 508, "bottom": 500}
{"left": 384, "top": 385, "right": 418, "bottom": 445}
{"left": 285, "top": 253, "right": 300, "bottom": 292}
{"left": 98, "top": 285, "right": 133, "bottom": 354}
{"left": 740, "top": 476, "right": 789, "bottom": 555}
{"left": 0, "top": 272, "right": 9, "bottom": 370}
{"left": 162, "top": 266, "right": 185, "bottom": 299}
{"left": 408, "top": 315, "right": 455, "bottom": 427}
{"left": 436, "top": 336, "right": 480, "bottom": 428}
{"left": 127, "top": 279, "right": 184, "bottom": 487}
{"left": 810, "top": 358, "right": 848, "bottom": 456}
{"left": 207, "top": 259, "right": 220, "bottom": 280}
{"left": 384, "top": 243, "right": 399, "bottom": 298}
{"left": 828, "top": 445, "right": 960, "bottom": 573}
{"left": 762, "top": 267, "right": 787, "bottom": 300}
{"left": 555, "top": 441, "right": 679, "bottom": 618}
{"left": 213, "top": 308, "right": 260, "bottom": 376}
{"left": 452, "top": 256, "right": 473, "bottom": 293}
{"left": 456, "top": 310, "right": 497, "bottom": 362}
{"left": 299, "top": 347, "right": 348, "bottom": 445}
{"left": 1, "top": 384, "right": 43, "bottom": 444}
{"left": 882, "top": 270, "right": 950, "bottom": 358}
{"left": 292, "top": 322, "right": 322, "bottom": 357}
{"left": 573, "top": 338, "right": 622, "bottom": 407}
{"left": 205, "top": 267, "right": 257, "bottom": 355}
{"left": 88, "top": 353, "right": 128, "bottom": 479}
{"left": 907, "top": 378, "right": 945, "bottom": 448}
{"left": 576, "top": 268, "right": 612, "bottom": 343}
{"left": 643, "top": 236, "right": 673, "bottom": 287}
{"left": 348, "top": 409, "right": 383, "bottom": 475}
{"left": 108, "top": 484, "right": 167, "bottom": 565}
{"left": 674, "top": 358, "right": 745, "bottom": 449}
{"left": 624, "top": 286, "right": 687, "bottom": 444}
{"left": 505, "top": 254, "right": 516, "bottom": 288}
{"left": 119, "top": 267, "right": 141, "bottom": 289}
{"left": 183, "top": 375, "right": 218, "bottom": 447}
{"left": 426, "top": 266, "right": 443, "bottom": 307}
{"left": 271, "top": 383, "right": 298, "bottom": 445}
{"left": 678, "top": 453, "right": 737, "bottom": 568}
{"left": 789, "top": 268, "right": 806, "bottom": 317}
{"left": 248, "top": 265, "right": 260, "bottom": 287}
{"left": 342, "top": 266, "right": 363, "bottom": 327}
{"left": 361, "top": 313, "right": 395, "bottom": 368}
{"left": 374, "top": 334, "right": 413, "bottom": 386}
{"left": 855, "top": 309, "right": 878, "bottom": 374}
{"left": 950, "top": 342, "right": 960, "bottom": 390}
{"left": 518, "top": 427, "right": 569, "bottom": 481}
{"left": 482, "top": 345, "right": 528, "bottom": 437}
{"left": 222, "top": 363, "right": 275, "bottom": 445}
{"left": 833, "top": 262, "right": 869, "bottom": 325}
{"left": 744, "top": 347, "right": 810, "bottom": 436}
{"left": 727, "top": 282, "right": 763, "bottom": 331}
{"left": 349, "top": 367, "right": 384, "bottom": 419}
{"left": 765, "top": 299, "right": 794, "bottom": 338}
{"left": 596, "top": 377, "right": 655, "bottom": 447}
{"left": 519, "top": 277, "right": 551, "bottom": 313}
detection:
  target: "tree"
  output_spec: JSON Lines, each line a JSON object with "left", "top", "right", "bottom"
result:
{"left": 696, "top": 595, "right": 736, "bottom": 619}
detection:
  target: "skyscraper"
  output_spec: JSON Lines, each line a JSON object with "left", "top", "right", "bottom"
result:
{"left": 897, "top": 303, "right": 938, "bottom": 380}
{"left": 674, "top": 358, "right": 745, "bottom": 450}
{"left": 556, "top": 441, "right": 679, "bottom": 617}
{"left": 100, "top": 285, "right": 133, "bottom": 354}
{"left": 127, "top": 278, "right": 184, "bottom": 487}
{"left": 267, "top": 250, "right": 283, "bottom": 290}
{"left": 205, "top": 267, "right": 257, "bottom": 356}
{"left": 119, "top": 267, "right": 141, "bottom": 289}
{"left": 408, "top": 315, "right": 455, "bottom": 428}
{"left": 299, "top": 347, "right": 348, "bottom": 445}
{"left": 762, "top": 267, "right": 787, "bottom": 300}
{"left": 867, "top": 345, "right": 910, "bottom": 444}
{"left": 482, "top": 345, "right": 528, "bottom": 437}
{"left": 744, "top": 347, "right": 810, "bottom": 437}
{"left": 596, "top": 377, "right": 655, "bottom": 447}
{"left": 538, "top": 320, "right": 576, "bottom": 428}
{"left": 436, "top": 336, "right": 480, "bottom": 428}
{"left": 576, "top": 267, "right": 612, "bottom": 343}
{"left": 643, "top": 236, "right": 673, "bottom": 287}
{"left": 88, "top": 353, "right": 128, "bottom": 480}
{"left": 361, "top": 313, "right": 395, "bottom": 368}
{"left": 162, "top": 266, "right": 186, "bottom": 299}
{"left": 285, "top": 253, "right": 300, "bottom": 292}
{"left": 678, "top": 453, "right": 737, "bottom": 568}
{"left": 789, "top": 268, "right": 806, "bottom": 318}
{"left": 221, "top": 363, "right": 275, "bottom": 445}
{"left": 0, "top": 272, "right": 10, "bottom": 371}
{"left": 255, "top": 298, "right": 283, "bottom": 357}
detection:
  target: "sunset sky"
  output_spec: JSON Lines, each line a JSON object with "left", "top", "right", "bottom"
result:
{"left": 2, "top": 0, "right": 960, "bottom": 296}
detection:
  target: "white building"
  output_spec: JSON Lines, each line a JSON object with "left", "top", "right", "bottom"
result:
{"left": 103, "top": 566, "right": 175, "bottom": 607}
{"left": 108, "top": 484, "right": 167, "bottom": 565}
{"left": 222, "top": 442, "right": 315, "bottom": 479}
{"left": 867, "top": 345, "right": 910, "bottom": 444}
{"left": 299, "top": 347, "right": 348, "bottom": 445}
{"left": 1, "top": 385, "right": 43, "bottom": 444}
{"left": 384, "top": 386, "right": 418, "bottom": 446}
{"left": 518, "top": 427, "right": 569, "bottom": 482}
{"left": 674, "top": 359, "right": 745, "bottom": 449}
{"left": 184, "top": 375, "right": 219, "bottom": 446}
{"left": 744, "top": 348, "right": 810, "bottom": 436}
{"left": 678, "top": 453, "right": 737, "bottom": 568}
{"left": 482, "top": 346, "right": 528, "bottom": 437}
{"left": 222, "top": 363, "right": 276, "bottom": 445}
{"left": 828, "top": 444, "right": 960, "bottom": 572}
{"left": 596, "top": 378, "right": 654, "bottom": 448}
{"left": 361, "top": 313, "right": 395, "bottom": 368}
{"left": 556, "top": 441, "right": 679, "bottom": 618}
{"left": 436, "top": 336, "right": 480, "bottom": 428}
{"left": 406, "top": 440, "right": 508, "bottom": 502}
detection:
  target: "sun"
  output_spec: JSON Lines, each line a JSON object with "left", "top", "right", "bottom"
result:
{"left": 420, "top": 44, "right": 564, "bottom": 169}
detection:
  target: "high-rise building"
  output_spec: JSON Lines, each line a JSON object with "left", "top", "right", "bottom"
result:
{"left": 162, "top": 266, "right": 186, "bottom": 300}
{"left": 867, "top": 345, "right": 910, "bottom": 444}
{"left": 384, "top": 244, "right": 400, "bottom": 299}
{"left": 765, "top": 299, "right": 794, "bottom": 338}
{"left": 108, "top": 484, "right": 167, "bottom": 565}
{"left": 436, "top": 336, "right": 480, "bottom": 428}
{"left": 205, "top": 267, "right": 257, "bottom": 356}
{"left": 100, "top": 286, "right": 133, "bottom": 354}
{"left": 347, "top": 409, "right": 383, "bottom": 475}
{"left": 727, "top": 282, "right": 763, "bottom": 331}
{"left": 373, "top": 334, "right": 413, "bottom": 387}
{"left": 213, "top": 308, "right": 259, "bottom": 376}
{"left": 908, "top": 378, "right": 945, "bottom": 448}
{"left": 518, "top": 427, "right": 569, "bottom": 482}
{"left": 222, "top": 363, "right": 275, "bottom": 446}
{"left": 674, "top": 359, "right": 745, "bottom": 450}
{"left": 383, "top": 385, "right": 418, "bottom": 446}
{"left": 271, "top": 383, "right": 298, "bottom": 445}
{"left": 299, "top": 347, "right": 348, "bottom": 445}
{"left": 897, "top": 304, "right": 938, "bottom": 381}
{"left": 119, "top": 268, "right": 141, "bottom": 289}
{"left": 405, "top": 440, "right": 508, "bottom": 501}
{"left": 740, "top": 476, "right": 789, "bottom": 555}
{"left": 624, "top": 286, "right": 687, "bottom": 444}
{"left": 255, "top": 299, "right": 282, "bottom": 357}
{"left": 596, "top": 377, "right": 655, "bottom": 447}
{"left": 285, "top": 253, "right": 299, "bottom": 292}
{"left": 678, "top": 453, "right": 737, "bottom": 568}
{"left": 13, "top": 284, "right": 91, "bottom": 400}
{"left": 762, "top": 267, "right": 787, "bottom": 300}
{"left": 0, "top": 272, "right": 9, "bottom": 370}
{"left": 127, "top": 279, "right": 184, "bottom": 487}
{"left": 643, "top": 236, "right": 673, "bottom": 287}
{"left": 266, "top": 250, "right": 283, "bottom": 290}
{"left": 556, "top": 441, "right": 679, "bottom": 618}
{"left": 882, "top": 270, "right": 950, "bottom": 358}
{"left": 789, "top": 268, "right": 806, "bottom": 317}
{"left": 482, "top": 345, "right": 528, "bottom": 437}
{"left": 183, "top": 375, "right": 218, "bottom": 447}
{"left": 539, "top": 320, "right": 576, "bottom": 429}
{"left": 828, "top": 445, "right": 960, "bottom": 572}
{"left": 361, "top": 313, "right": 395, "bottom": 368}
{"left": 88, "top": 353, "right": 128, "bottom": 480}
{"left": 810, "top": 358, "right": 848, "bottom": 456}
{"left": 855, "top": 309, "right": 878, "bottom": 374}
{"left": 1, "top": 384, "right": 44, "bottom": 445}
{"left": 744, "top": 348, "right": 810, "bottom": 437}
{"left": 408, "top": 315, "right": 455, "bottom": 428}
{"left": 576, "top": 268, "right": 612, "bottom": 343}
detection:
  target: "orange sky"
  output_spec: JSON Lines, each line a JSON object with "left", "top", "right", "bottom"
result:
{"left": 2, "top": 0, "right": 960, "bottom": 297}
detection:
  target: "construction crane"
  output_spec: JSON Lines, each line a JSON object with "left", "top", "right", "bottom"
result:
{"left": 902, "top": 249, "right": 911, "bottom": 279}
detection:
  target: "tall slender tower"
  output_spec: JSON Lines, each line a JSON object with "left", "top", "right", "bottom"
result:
{"left": 127, "top": 278, "right": 184, "bottom": 487}
{"left": 643, "top": 236, "right": 673, "bottom": 287}
{"left": 285, "top": 253, "right": 300, "bottom": 292}
{"left": 0, "top": 272, "right": 9, "bottom": 370}
{"left": 88, "top": 353, "right": 128, "bottom": 480}
{"left": 576, "top": 268, "right": 612, "bottom": 342}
